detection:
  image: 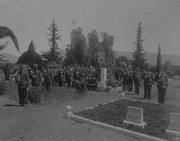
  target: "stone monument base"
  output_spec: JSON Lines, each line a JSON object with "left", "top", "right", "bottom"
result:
{"left": 97, "top": 81, "right": 107, "bottom": 92}
{"left": 123, "top": 120, "right": 146, "bottom": 129}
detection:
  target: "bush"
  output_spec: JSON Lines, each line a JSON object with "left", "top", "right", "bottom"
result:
{"left": 0, "top": 81, "right": 7, "bottom": 95}
{"left": 27, "top": 86, "right": 41, "bottom": 104}
{"left": 75, "top": 79, "right": 87, "bottom": 95}
{"left": 106, "top": 77, "right": 117, "bottom": 88}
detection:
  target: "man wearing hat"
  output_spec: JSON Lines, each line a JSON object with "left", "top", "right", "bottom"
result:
{"left": 143, "top": 67, "right": 153, "bottom": 99}
{"left": 15, "top": 65, "right": 30, "bottom": 107}
{"left": 154, "top": 67, "right": 168, "bottom": 104}
{"left": 133, "top": 67, "right": 142, "bottom": 95}
{"left": 34, "top": 64, "right": 42, "bottom": 86}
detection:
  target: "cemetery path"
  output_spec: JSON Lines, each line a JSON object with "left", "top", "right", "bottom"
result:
{"left": 0, "top": 92, "right": 138, "bottom": 141}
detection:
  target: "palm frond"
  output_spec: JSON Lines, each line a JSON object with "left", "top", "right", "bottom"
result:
{"left": 0, "top": 26, "right": 19, "bottom": 52}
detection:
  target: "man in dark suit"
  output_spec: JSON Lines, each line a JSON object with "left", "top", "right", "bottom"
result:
{"left": 154, "top": 68, "right": 168, "bottom": 104}
{"left": 133, "top": 67, "right": 142, "bottom": 95}
{"left": 15, "top": 65, "right": 30, "bottom": 107}
{"left": 143, "top": 68, "right": 153, "bottom": 99}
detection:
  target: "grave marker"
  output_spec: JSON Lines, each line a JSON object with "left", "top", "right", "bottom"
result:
{"left": 166, "top": 113, "right": 180, "bottom": 136}
{"left": 123, "top": 106, "right": 146, "bottom": 129}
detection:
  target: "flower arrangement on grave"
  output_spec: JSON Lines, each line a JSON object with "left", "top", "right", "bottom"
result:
{"left": 27, "top": 86, "right": 41, "bottom": 104}
{"left": 75, "top": 78, "right": 87, "bottom": 95}
{"left": 106, "top": 74, "right": 117, "bottom": 88}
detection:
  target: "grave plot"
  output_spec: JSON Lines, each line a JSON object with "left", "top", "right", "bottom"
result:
{"left": 166, "top": 112, "right": 180, "bottom": 139}
{"left": 74, "top": 99, "right": 180, "bottom": 140}
{"left": 123, "top": 106, "right": 146, "bottom": 129}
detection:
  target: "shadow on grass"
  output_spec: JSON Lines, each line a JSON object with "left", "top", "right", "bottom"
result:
{"left": 3, "top": 104, "right": 18, "bottom": 107}
{"left": 131, "top": 97, "right": 145, "bottom": 100}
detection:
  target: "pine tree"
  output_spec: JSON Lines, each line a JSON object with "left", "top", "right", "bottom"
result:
{"left": 17, "top": 40, "right": 43, "bottom": 69}
{"left": 131, "top": 22, "right": 146, "bottom": 70}
{"left": 157, "top": 44, "right": 161, "bottom": 72}
{"left": 41, "top": 19, "right": 62, "bottom": 65}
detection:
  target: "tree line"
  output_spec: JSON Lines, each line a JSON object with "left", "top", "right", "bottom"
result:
{"left": 0, "top": 19, "right": 179, "bottom": 79}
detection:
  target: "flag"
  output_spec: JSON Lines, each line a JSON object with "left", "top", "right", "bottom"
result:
{"left": 110, "top": 58, "right": 116, "bottom": 68}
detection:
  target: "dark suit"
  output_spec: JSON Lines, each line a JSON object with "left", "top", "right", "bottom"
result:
{"left": 16, "top": 71, "right": 30, "bottom": 106}
{"left": 155, "top": 72, "right": 168, "bottom": 104}
{"left": 143, "top": 71, "right": 153, "bottom": 99}
{"left": 133, "top": 71, "right": 142, "bottom": 95}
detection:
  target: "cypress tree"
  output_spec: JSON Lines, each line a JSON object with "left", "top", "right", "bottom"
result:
{"left": 157, "top": 44, "right": 161, "bottom": 72}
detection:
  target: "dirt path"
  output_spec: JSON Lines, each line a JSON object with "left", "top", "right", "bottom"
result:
{"left": 0, "top": 91, "right": 138, "bottom": 141}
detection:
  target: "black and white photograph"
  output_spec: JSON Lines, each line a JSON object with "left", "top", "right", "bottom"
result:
{"left": 0, "top": 0, "right": 180, "bottom": 140}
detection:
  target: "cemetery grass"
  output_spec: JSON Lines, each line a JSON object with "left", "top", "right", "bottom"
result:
{"left": 1, "top": 80, "right": 87, "bottom": 105}
{"left": 75, "top": 98, "right": 180, "bottom": 140}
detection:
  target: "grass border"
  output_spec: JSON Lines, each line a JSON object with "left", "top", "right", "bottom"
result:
{"left": 69, "top": 98, "right": 170, "bottom": 141}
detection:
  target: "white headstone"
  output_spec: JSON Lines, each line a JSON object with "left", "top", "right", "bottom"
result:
{"left": 97, "top": 68, "right": 107, "bottom": 91}
{"left": 123, "top": 106, "right": 146, "bottom": 129}
{"left": 166, "top": 113, "right": 180, "bottom": 136}
{"left": 100, "top": 68, "right": 107, "bottom": 82}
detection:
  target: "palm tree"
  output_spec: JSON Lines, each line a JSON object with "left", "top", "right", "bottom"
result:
{"left": 0, "top": 26, "right": 19, "bottom": 52}
{"left": 0, "top": 26, "right": 19, "bottom": 80}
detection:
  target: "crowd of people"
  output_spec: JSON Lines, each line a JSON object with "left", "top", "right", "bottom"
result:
{"left": 13, "top": 63, "right": 168, "bottom": 107}
{"left": 113, "top": 66, "right": 168, "bottom": 104}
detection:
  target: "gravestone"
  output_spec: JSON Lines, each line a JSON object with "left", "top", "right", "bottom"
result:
{"left": 123, "top": 106, "right": 146, "bottom": 129}
{"left": 166, "top": 113, "right": 180, "bottom": 136}
{"left": 100, "top": 68, "right": 107, "bottom": 82}
{"left": 97, "top": 68, "right": 107, "bottom": 91}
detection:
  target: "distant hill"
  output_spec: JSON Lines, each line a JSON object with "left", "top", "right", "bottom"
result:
{"left": 2, "top": 51, "right": 180, "bottom": 66}
{"left": 1, "top": 53, "right": 19, "bottom": 63}
{"left": 114, "top": 51, "right": 180, "bottom": 66}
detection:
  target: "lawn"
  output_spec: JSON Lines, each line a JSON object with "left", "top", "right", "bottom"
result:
{"left": 75, "top": 98, "right": 179, "bottom": 140}
{"left": 75, "top": 78, "right": 180, "bottom": 140}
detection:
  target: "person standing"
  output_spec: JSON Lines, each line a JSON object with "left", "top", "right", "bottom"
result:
{"left": 154, "top": 68, "right": 168, "bottom": 104}
{"left": 15, "top": 65, "right": 30, "bottom": 107}
{"left": 143, "top": 69, "right": 153, "bottom": 99}
{"left": 133, "top": 67, "right": 142, "bottom": 95}
{"left": 34, "top": 64, "right": 42, "bottom": 86}
{"left": 45, "top": 67, "right": 53, "bottom": 92}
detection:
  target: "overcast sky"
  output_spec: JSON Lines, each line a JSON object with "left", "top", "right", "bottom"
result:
{"left": 1, "top": 0, "right": 180, "bottom": 56}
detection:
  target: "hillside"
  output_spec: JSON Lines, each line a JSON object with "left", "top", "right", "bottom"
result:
{"left": 114, "top": 51, "right": 180, "bottom": 66}
{"left": 1, "top": 53, "right": 19, "bottom": 63}
{"left": 1, "top": 51, "right": 180, "bottom": 66}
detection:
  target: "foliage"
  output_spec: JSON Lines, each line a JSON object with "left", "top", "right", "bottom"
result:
{"left": 3, "top": 63, "right": 11, "bottom": 80}
{"left": 163, "top": 60, "right": 174, "bottom": 77}
{"left": 75, "top": 79, "right": 87, "bottom": 95}
{"left": 86, "top": 29, "right": 100, "bottom": 67}
{"left": 17, "top": 40, "right": 43, "bottom": 68}
{"left": 0, "top": 26, "right": 19, "bottom": 52}
{"left": 131, "top": 22, "right": 146, "bottom": 69}
{"left": 0, "top": 81, "right": 7, "bottom": 95}
{"left": 27, "top": 86, "right": 41, "bottom": 104}
{"left": 100, "top": 32, "right": 114, "bottom": 66}
{"left": 173, "top": 65, "right": 180, "bottom": 76}
{"left": 157, "top": 44, "right": 161, "bottom": 73}
{"left": 41, "top": 19, "right": 63, "bottom": 66}
{"left": 0, "top": 55, "right": 9, "bottom": 68}
{"left": 115, "top": 56, "right": 129, "bottom": 67}
{"left": 67, "top": 27, "right": 87, "bottom": 65}
{"left": 63, "top": 48, "right": 77, "bottom": 66}
{"left": 106, "top": 78, "right": 117, "bottom": 88}
{"left": 0, "top": 26, "right": 19, "bottom": 68}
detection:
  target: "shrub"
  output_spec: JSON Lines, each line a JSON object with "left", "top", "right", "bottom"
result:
{"left": 27, "top": 86, "right": 41, "bottom": 104}
{"left": 106, "top": 77, "right": 117, "bottom": 88}
{"left": 0, "top": 81, "right": 7, "bottom": 95}
{"left": 75, "top": 79, "right": 87, "bottom": 95}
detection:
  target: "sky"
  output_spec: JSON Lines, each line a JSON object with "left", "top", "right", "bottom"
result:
{"left": 1, "top": 0, "right": 180, "bottom": 56}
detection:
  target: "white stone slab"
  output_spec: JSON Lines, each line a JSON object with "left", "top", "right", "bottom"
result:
{"left": 123, "top": 106, "right": 146, "bottom": 129}
{"left": 166, "top": 112, "right": 180, "bottom": 136}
